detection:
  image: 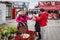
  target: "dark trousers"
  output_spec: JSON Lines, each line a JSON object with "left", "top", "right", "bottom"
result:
{"left": 35, "top": 22, "right": 41, "bottom": 39}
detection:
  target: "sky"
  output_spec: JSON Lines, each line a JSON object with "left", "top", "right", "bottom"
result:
{"left": 1, "top": 0, "right": 60, "bottom": 9}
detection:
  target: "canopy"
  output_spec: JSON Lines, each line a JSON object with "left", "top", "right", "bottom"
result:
{"left": 38, "top": 6, "right": 60, "bottom": 10}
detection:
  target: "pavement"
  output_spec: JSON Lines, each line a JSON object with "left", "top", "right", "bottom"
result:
{"left": 5, "top": 19, "right": 60, "bottom": 40}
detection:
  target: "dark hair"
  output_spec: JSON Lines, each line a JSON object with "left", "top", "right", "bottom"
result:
{"left": 33, "top": 11, "right": 37, "bottom": 14}
{"left": 31, "top": 11, "right": 37, "bottom": 14}
{"left": 54, "top": 10, "right": 58, "bottom": 13}
{"left": 40, "top": 8, "right": 45, "bottom": 12}
{"left": 17, "top": 21, "right": 27, "bottom": 30}
{"left": 50, "top": 10, "right": 54, "bottom": 13}
{"left": 16, "top": 8, "right": 24, "bottom": 14}
{"left": 47, "top": 10, "right": 51, "bottom": 14}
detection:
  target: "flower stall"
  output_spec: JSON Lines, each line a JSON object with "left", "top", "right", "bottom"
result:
{"left": 0, "top": 26, "right": 18, "bottom": 40}
{"left": 0, "top": 25, "right": 37, "bottom": 40}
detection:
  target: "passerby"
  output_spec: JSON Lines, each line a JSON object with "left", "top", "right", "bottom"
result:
{"left": 33, "top": 12, "right": 41, "bottom": 40}
{"left": 53, "top": 10, "right": 59, "bottom": 20}
{"left": 15, "top": 22, "right": 35, "bottom": 40}
{"left": 16, "top": 8, "right": 32, "bottom": 30}
{"left": 33, "top": 8, "right": 48, "bottom": 40}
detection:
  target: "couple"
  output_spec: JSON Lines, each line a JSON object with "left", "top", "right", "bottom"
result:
{"left": 16, "top": 8, "right": 48, "bottom": 40}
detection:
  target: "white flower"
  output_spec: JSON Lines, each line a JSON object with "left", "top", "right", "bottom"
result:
{"left": 22, "top": 33, "right": 30, "bottom": 38}
{"left": 3, "top": 30, "right": 7, "bottom": 34}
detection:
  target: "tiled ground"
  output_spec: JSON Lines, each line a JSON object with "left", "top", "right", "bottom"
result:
{"left": 6, "top": 19, "right": 60, "bottom": 40}
{"left": 46, "top": 20, "right": 60, "bottom": 40}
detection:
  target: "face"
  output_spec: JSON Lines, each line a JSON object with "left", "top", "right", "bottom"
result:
{"left": 22, "top": 10, "right": 27, "bottom": 15}
{"left": 20, "top": 9, "right": 25, "bottom": 15}
{"left": 24, "top": 10, "right": 27, "bottom": 15}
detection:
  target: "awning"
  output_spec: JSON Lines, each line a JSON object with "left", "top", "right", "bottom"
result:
{"left": 37, "top": 1, "right": 60, "bottom": 10}
{"left": 38, "top": 6, "right": 60, "bottom": 10}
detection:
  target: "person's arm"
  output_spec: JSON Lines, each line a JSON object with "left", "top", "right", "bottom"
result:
{"left": 16, "top": 15, "right": 20, "bottom": 23}
{"left": 16, "top": 15, "right": 24, "bottom": 23}
{"left": 26, "top": 15, "right": 32, "bottom": 20}
{"left": 35, "top": 15, "right": 45, "bottom": 22}
{"left": 16, "top": 13, "right": 21, "bottom": 23}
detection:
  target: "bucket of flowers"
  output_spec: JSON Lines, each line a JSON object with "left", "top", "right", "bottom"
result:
{"left": 7, "top": 26, "right": 18, "bottom": 40}
{"left": 0, "top": 27, "right": 9, "bottom": 40}
{"left": 0, "top": 25, "right": 18, "bottom": 40}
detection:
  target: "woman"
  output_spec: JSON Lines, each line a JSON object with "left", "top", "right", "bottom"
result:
{"left": 33, "top": 9, "right": 48, "bottom": 40}
{"left": 33, "top": 12, "right": 41, "bottom": 40}
{"left": 16, "top": 8, "right": 32, "bottom": 30}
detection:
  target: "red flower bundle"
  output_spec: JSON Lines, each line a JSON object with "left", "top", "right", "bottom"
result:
{"left": 15, "top": 30, "right": 37, "bottom": 40}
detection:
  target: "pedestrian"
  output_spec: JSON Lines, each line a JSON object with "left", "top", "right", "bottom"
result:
{"left": 53, "top": 10, "right": 58, "bottom": 20}
{"left": 33, "top": 12, "right": 41, "bottom": 40}
{"left": 33, "top": 8, "right": 48, "bottom": 40}
{"left": 15, "top": 22, "right": 36, "bottom": 40}
{"left": 16, "top": 8, "right": 32, "bottom": 31}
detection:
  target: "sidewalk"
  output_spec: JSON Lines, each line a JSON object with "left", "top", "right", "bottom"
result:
{"left": 4, "top": 19, "right": 60, "bottom": 40}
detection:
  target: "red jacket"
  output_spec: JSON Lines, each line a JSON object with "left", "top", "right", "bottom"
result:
{"left": 35, "top": 12, "right": 48, "bottom": 27}
{"left": 16, "top": 15, "right": 32, "bottom": 23}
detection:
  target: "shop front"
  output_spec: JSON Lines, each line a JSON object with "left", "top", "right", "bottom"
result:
{"left": 0, "top": 3, "right": 6, "bottom": 24}
{"left": 12, "top": 2, "right": 29, "bottom": 19}
{"left": 35, "top": 1, "right": 60, "bottom": 19}
{"left": 0, "top": 1, "right": 29, "bottom": 24}
{"left": 0, "top": 1, "right": 12, "bottom": 20}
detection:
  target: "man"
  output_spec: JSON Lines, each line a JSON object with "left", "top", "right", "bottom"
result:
{"left": 33, "top": 8, "right": 48, "bottom": 40}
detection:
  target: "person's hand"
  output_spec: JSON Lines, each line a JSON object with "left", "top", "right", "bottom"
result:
{"left": 32, "top": 17, "right": 36, "bottom": 21}
{"left": 29, "top": 14, "right": 33, "bottom": 18}
{"left": 32, "top": 14, "right": 36, "bottom": 21}
{"left": 32, "top": 14, "right": 36, "bottom": 18}
{"left": 33, "top": 14, "right": 36, "bottom": 17}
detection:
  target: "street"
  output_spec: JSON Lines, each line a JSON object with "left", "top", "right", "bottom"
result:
{"left": 0, "top": 1, "right": 60, "bottom": 40}
{"left": 6, "top": 19, "right": 60, "bottom": 40}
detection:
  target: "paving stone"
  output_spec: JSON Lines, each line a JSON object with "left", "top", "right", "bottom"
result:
{"left": 5, "top": 20, "right": 60, "bottom": 40}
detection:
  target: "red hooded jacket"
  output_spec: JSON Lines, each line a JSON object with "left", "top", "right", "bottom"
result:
{"left": 35, "top": 12, "right": 48, "bottom": 27}
{"left": 16, "top": 15, "right": 32, "bottom": 23}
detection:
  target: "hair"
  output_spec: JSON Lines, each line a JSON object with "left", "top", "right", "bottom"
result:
{"left": 17, "top": 22, "right": 27, "bottom": 30}
{"left": 16, "top": 8, "right": 24, "bottom": 12}
{"left": 54, "top": 10, "right": 58, "bottom": 14}
{"left": 33, "top": 11, "right": 37, "bottom": 14}
{"left": 47, "top": 10, "right": 51, "bottom": 14}
{"left": 50, "top": 10, "right": 54, "bottom": 13}
{"left": 40, "top": 8, "right": 45, "bottom": 12}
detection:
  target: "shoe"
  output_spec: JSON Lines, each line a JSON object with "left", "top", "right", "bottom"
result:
{"left": 37, "top": 38, "right": 41, "bottom": 40}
